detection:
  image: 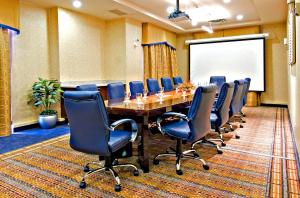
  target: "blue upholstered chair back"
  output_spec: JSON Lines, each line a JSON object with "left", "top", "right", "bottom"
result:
{"left": 76, "top": 84, "right": 98, "bottom": 91}
{"left": 64, "top": 91, "right": 110, "bottom": 156}
{"left": 239, "top": 80, "right": 249, "bottom": 111}
{"left": 161, "top": 77, "right": 173, "bottom": 92}
{"left": 243, "top": 78, "right": 251, "bottom": 106}
{"left": 147, "top": 78, "right": 160, "bottom": 95}
{"left": 214, "top": 82, "right": 235, "bottom": 127}
{"left": 129, "top": 81, "right": 144, "bottom": 98}
{"left": 230, "top": 80, "right": 245, "bottom": 117}
{"left": 187, "top": 85, "right": 217, "bottom": 141}
{"left": 107, "top": 82, "right": 125, "bottom": 100}
{"left": 173, "top": 76, "right": 183, "bottom": 86}
{"left": 209, "top": 76, "right": 226, "bottom": 92}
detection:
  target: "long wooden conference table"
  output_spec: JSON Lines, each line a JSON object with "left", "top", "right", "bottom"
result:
{"left": 105, "top": 90, "right": 194, "bottom": 173}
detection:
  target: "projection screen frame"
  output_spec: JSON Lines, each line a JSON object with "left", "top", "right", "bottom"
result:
{"left": 188, "top": 37, "right": 266, "bottom": 92}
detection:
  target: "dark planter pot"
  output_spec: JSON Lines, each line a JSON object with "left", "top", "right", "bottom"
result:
{"left": 38, "top": 114, "right": 57, "bottom": 129}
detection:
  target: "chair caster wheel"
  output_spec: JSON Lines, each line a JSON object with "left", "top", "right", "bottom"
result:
{"left": 133, "top": 170, "right": 139, "bottom": 176}
{"left": 240, "top": 125, "right": 244, "bottom": 128}
{"left": 79, "top": 181, "right": 86, "bottom": 189}
{"left": 112, "top": 160, "right": 119, "bottom": 166}
{"left": 242, "top": 120, "right": 246, "bottom": 123}
{"left": 217, "top": 149, "right": 223, "bottom": 154}
{"left": 176, "top": 169, "right": 183, "bottom": 175}
{"left": 235, "top": 135, "right": 240, "bottom": 139}
{"left": 221, "top": 142, "right": 226, "bottom": 147}
{"left": 114, "top": 184, "right": 121, "bottom": 192}
{"left": 83, "top": 166, "right": 90, "bottom": 172}
{"left": 153, "top": 159, "right": 159, "bottom": 165}
{"left": 203, "top": 164, "right": 209, "bottom": 170}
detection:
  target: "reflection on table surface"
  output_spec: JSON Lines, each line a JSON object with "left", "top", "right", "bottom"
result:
{"left": 105, "top": 90, "right": 194, "bottom": 111}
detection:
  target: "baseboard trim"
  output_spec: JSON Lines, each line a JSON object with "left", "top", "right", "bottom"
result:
{"left": 13, "top": 120, "right": 67, "bottom": 133}
{"left": 260, "top": 103, "right": 288, "bottom": 108}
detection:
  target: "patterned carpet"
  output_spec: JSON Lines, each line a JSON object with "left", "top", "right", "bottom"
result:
{"left": 0, "top": 107, "right": 299, "bottom": 197}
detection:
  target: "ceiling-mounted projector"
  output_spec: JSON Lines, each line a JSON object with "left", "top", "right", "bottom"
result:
{"left": 168, "top": 0, "right": 190, "bottom": 22}
{"left": 169, "top": 10, "right": 190, "bottom": 22}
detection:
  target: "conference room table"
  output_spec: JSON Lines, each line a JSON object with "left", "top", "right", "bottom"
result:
{"left": 105, "top": 90, "right": 194, "bottom": 173}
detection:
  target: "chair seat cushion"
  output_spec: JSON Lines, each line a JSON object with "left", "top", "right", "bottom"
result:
{"left": 162, "top": 120, "right": 191, "bottom": 140}
{"left": 210, "top": 112, "right": 218, "bottom": 126}
{"left": 109, "top": 130, "right": 131, "bottom": 152}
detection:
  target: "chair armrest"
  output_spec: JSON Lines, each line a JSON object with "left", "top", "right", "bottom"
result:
{"left": 157, "top": 112, "right": 189, "bottom": 134}
{"left": 110, "top": 119, "right": 138, "bottom": 142}
{"left": 161, "top": 112, "right": 189, "bottom": 120}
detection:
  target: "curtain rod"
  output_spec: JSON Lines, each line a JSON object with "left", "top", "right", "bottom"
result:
{"left": 142, "top": 41, "right": 176, "bottom": 50}
{"left": 0, "top": 24, "right": 20, "bottom": 34}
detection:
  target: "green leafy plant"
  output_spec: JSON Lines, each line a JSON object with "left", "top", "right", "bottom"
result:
{"left": 28, "top": 78, "right": 63, "bottom": 115}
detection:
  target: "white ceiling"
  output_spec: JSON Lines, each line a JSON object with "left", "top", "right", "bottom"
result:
{"left": 25, "top": 0, "right": 288, "bottom": 33}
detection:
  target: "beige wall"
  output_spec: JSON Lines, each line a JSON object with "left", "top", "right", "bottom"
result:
{"left": 11, "top": 4, "right": 144, "bottom": 126}
{"left": 261, "top": 23, "right": 288, "bottom": 104}
{"left": 48, "top": 7, "right": 59, "bottom": 79}
{"left": 58, "top": 8, "right": 106, "bottom": 82}
{"left": 176, "top": 33, "right": 193, "bottom": 81}
{"left": 177, "top": 23, "right": 288, "bottom": 105}
{"left": 0, "top": 0, "right": 19, "bottom": 29}
{"left": 125, "top": 19, "right": 143, "bottom": 87}
{"left": 104, "top": 19, "right": 126, "bottom": 81}
{"left": 142, "top": 23, "right": 177, "bottom": 47}
{"left": 11, "top": 2, "right": 51, "bottom": 127}
{"left": 104, "top": 18, "right": 143, "bottom": 89}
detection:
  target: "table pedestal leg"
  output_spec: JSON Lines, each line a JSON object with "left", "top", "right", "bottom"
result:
{"left": 138, "top": 115, "right": 149, "bottom": 173}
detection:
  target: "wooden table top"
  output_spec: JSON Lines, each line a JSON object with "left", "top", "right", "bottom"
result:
{"left": 105, "top": 90, "right": 194, "bottom": 116}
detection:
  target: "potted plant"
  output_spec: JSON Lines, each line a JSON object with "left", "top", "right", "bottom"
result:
{"left": 28, "top": 78, "right": 63, "bottom": 129}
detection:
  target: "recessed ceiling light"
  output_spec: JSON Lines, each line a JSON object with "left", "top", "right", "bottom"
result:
{"left": 223, "top": 0, "right": 231, "bottom": 3}
{"left": 236, "top": 14, "right": 244, "bottom": 21}
{"left": 73, "top": 0, "right": 82, "bottom": 8}
{"left": 167, "top": 6, "right": 175, "bottom": 14}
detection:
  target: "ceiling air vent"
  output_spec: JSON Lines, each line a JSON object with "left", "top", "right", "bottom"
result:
{"left": 109, "top": 9, "right": 127, "bottom": 16}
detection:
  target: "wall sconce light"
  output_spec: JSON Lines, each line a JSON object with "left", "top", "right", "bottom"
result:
{"left": 133, "top": 38, "right": 141, "bottom": 48}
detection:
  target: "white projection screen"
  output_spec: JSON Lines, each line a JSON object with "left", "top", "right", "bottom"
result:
{"left": 189, "top": 38, "right": 265, "bottom": 91}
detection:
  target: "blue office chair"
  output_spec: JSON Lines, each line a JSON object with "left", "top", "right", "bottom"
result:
{"left": 236, "top": 79, "right": 250, "bottom": 125}
{"left": 227, "top": 80, "right": 245, "bottom": 131}
{"left": 154, "top": 85, "right": 217, "bottom": 175}
{"left": 208, "top": 82, "right": 235, "bottom": 147}
{"left": 147, "top": 78, "right": 160, "bottom": 95}
{"left": 173, "top": 76, "right": 183, "bottom": 86}
{"left": 76, "top": 84, "right": 98, "bottom": 91}
{"left": 161, "top": 77, "right": 174, "bottom": 92}
{"left": 242, "top": 78, "right": 251, "bottom": 116}
{"left": 129, "top": 81, "right": 144, "bottom": 98}
{"left": 210, "top": 76, "right": 226, "bottom": 93}
{"left": 228, "top": 78, "right": 251, "bottom": 128}
{"left": 64, "top": 91, "right": 139, "bottom": 192}
{"left": 107, "top": 82, "right": 125, "bottom": 100}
